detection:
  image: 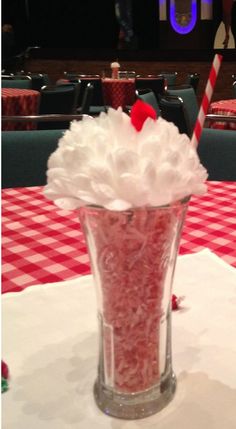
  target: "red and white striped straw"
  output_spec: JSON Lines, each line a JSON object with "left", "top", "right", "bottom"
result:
{"left": 191, "top": 54, "right": 223, "bottom": 148}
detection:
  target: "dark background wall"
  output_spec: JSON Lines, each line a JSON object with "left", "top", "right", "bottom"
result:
{"left": 2, "top": 0, "right": 158, "bottom": 51}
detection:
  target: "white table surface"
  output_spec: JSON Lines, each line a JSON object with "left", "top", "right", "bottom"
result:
{"left": 2, "top": 249, "right": 236, "bottom": 429}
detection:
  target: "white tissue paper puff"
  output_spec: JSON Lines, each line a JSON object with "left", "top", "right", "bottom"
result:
{"left": 110, "top": 62, "right": 120, "bottom": 69}
{"left": 44, "top": 108, "right": 208, "bottom": 211}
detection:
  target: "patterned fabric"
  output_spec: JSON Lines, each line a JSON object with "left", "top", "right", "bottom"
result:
{"left": 2, "top": 182, "right": 236, "bottom": 294}
{"left": 102, "top": 78, "right": 135, "bottom": 109}
{"left": 209, "top": 99, "right": 236, "bottom": 130}
{"left": 2, "top": 88, "right": 40, "bottom": 131}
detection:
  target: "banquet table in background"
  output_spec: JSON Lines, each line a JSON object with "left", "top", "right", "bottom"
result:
{"left": 2, "top": 181, "right": 236, "bottom": 294}
{"left": 102, "top": 78, "right": 135, "bottom": 109}
{"left": 1, "top": 88, "right": 40, "bottom": 130}
{"left": 209, "top": 99, "right": 236, "bottom": 130}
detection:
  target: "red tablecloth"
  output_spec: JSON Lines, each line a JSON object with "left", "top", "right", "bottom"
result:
{"left": 2, "top": 182, "right": 236, "bottom": 294}
{"left": 209, "top": 99, "right": 236, "bottom": 130}
{"left": 2, "top": 88, "right": 40, "bottom": 130}
{"left": 102, "top": 78, "right": 135, "bottom": 109}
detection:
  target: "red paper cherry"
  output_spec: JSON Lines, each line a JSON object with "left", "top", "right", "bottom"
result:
{"left": 131, "top": 99, "right": 157, "bottom": 131}
{"left": 172, "top": 294, "right": 179, "bottom": 311}
{"left": 2, "top": 360, "right": 9, "bottom": 380}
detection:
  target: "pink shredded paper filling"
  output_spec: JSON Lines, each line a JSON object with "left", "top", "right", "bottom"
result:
{"left": 80, "top": 205, "right": 184, "bottom": 393}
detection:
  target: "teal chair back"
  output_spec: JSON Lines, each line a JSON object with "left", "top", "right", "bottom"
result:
{"left": 159, "top": 72, "right": 178, "bottom": 86}
{"left": 166, "top": 85, "right": 199, "bottom": 134}
{"left": 135, "top": 88, "right": 161, "bottom": 116}
{"left": 158, "top": 95, "right": 192, "bottom": 136}
{"left": 136, "top": 76, "right": 165, "bottom": 99}
{"left": 27, "top": 73, "right": 50, "bottom": 91}
{"left": 233, "top": 81, "right": 236, "bottom": 98}
{"left": 79, "top": 82, "right": 94, "bottom": 114}
{"left": 1, "top": 78, "right": 32, "bottom": 89}
{"left": 38, "top": 83, "right": 80, "bottom": 129}
{"left": 185, "top": 73, "right": 200, "bottom": 94}
{"left": 197, "top": 128, "right": 236, "bottom": 181}
{"left": 2, "top": 129, "right": 65, "bottom": 188}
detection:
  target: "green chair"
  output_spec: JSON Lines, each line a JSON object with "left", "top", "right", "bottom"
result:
{"left": 233, "top": 81, "right": 236, "bottom": 98}
{"left": 1, "top": 78, "right": 32, "bottom": 89}
{"left": 158, "top": 94, "right": 192, "bottom": 136}
{"left": 77, "top": 76, "right": 106, "bottom": 115}
{"left": 159, "top": 72, "right": 178, "bottom": 87}
{"left": 77, "top": 82, "right": 94, "bottom": 115}
{"left": 166, "top": 85, "right": 199, "bottom": 135}
{"left": 185, "top": 73, "right": 200, "bottom": 94}
{"left": 2, "top": 129, "right": 65, "bottom": 188}
{"left": 27, "top": 73, "right": 50, "bottom": 91}
{"left": 135, "top": 76, "right": 165, "bottom": 100}
{"left": 197, "top": 128, "right": 236, "bottom": 181}
{"left": 135, "top": 88, "right": 161, "bottom": 116}
{"left": 38, "top": 83, "right": 80, "bottom": 129}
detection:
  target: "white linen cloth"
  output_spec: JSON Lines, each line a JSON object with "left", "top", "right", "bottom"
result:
{"left": 2, "top": 249, "right": 236, "bottom": 429}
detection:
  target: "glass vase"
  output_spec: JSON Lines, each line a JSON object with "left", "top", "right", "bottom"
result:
{"left": 79, "top": 198, "right": 189, "bottom": 420}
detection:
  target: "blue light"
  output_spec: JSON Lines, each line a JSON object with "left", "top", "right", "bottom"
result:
{"left": 170, "top": 0, "right": 197, "bottom": 35}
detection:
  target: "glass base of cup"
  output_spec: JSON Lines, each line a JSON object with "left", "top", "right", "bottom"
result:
{"left": 93, "top": 370, "right": 176, "bottom": 420}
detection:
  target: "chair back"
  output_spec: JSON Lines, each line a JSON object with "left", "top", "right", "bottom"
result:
{"left": 166, "top": 85, "right": 199, "bottom": 134}
{"left": 79, "top": 77, "right": 104, "bottom": 106}
{"left": 135, "top": 76, "right": 165, "bottom": 99}
{"left": 135, "top": 88, "right": 160, "bottom": 116}
{"left": 27, "top": 73, "right": 50, "bottom": 91}
{"left": 79, "top": 83, "right": 94, "bottom": 114}
{"left": 159, "top": 72, "right": 178, "bottom": 87}
{"left": 1, "top": 78, "right": 32, "bottom": 89}
{"left": 2, "top": 129, "right": 64, "bottom": 188}
{"left": 38, "top": 83, "right": 80, "bottom": 129}
{"left": 63, "top": 72, "right": 100, "bottom": 81}
{"left": 12, "top": 74, "right": 32, "bottom": 80}
{"left": 1, "top": 74, "right": 14, "bottom": 80}
{"left": 185, "top": 73, "right": 200, "bottom": 93}
{"left": 158, "top": 95, "right": 192, "bottom": 136}
{"left": 198, "top": 128, "right": 236, "bottom": 181}
{"left": 233, "top": 81, "right": 236, "bottom": 98}
{"left": 118, "top": 70, "right": 136, "bottom": 79}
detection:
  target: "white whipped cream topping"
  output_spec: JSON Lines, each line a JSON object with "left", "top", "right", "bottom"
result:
{"left": 44, "top": 108, "right": 208, "bottom": 211}
{"left": 111, "top": 62, "right": 120, "bottom": 69}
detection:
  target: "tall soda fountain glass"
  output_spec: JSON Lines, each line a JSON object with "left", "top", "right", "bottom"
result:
{"left": 44, "top": 100, "right": 207, "bottom": 420}
{"left": 79, "top": 199, "right": 189, "bottom": 419}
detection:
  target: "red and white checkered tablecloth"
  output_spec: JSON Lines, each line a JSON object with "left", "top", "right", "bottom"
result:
{"left": 2, "top": 88, "right": 40, "bottom": 130}
{"left": 209, "top": 99, "right": 236, "bottom": 130}
{"left": 2, "top": 182, "right": 236, "bottom": 293}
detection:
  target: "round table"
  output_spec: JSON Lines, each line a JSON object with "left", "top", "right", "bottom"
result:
{"left": 102, "top": 78, "right": 135, "bottom": 110}
{"left": 2, "top": 88, "right": 40, "bottom": 130}
{"left": 209, "top": 99, "right": 236, "bottom": 130}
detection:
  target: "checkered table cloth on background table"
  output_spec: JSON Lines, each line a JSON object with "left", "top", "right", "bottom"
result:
{"left": 2, "top": 182, "right": 236, "bottom": 294}
{"left": 2, "top": 88, "right": 40, "bottom": 131}
{"left": 209, "top": 99, "right": 236, "bottom": 130}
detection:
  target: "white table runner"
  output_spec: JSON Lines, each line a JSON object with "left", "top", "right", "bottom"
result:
{"left": 2, "top": 249, "right": 236, "bottom": 429}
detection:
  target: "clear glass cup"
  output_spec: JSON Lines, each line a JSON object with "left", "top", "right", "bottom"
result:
{"left": 79, "top": 197, "right": 189, "bottom": 419}
{"left": 118, "top": 70, "right": 136, "bottom": 79}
